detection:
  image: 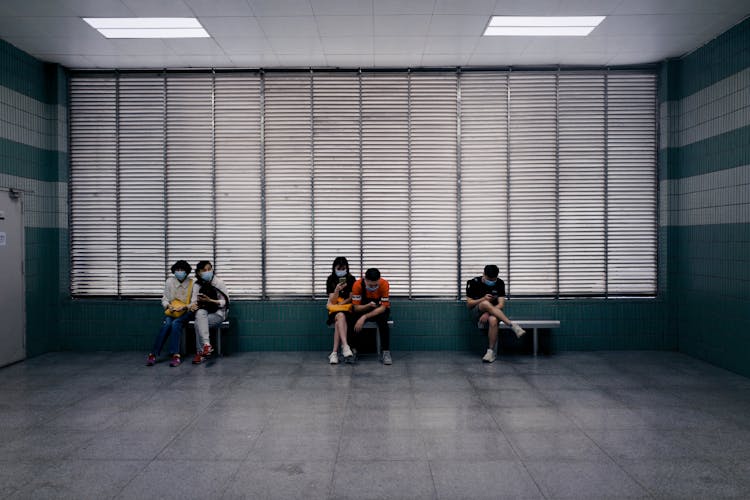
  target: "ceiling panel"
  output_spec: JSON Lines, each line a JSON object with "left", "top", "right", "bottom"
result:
{"left": 316, "top": 15, "right": 373, "bottom": 37}
{"left": 310, "top": 0, "right": 372, "bottom": 16}
{"left": 249, "top": 0, "right": 314, "bottom": 17}
{"left": 257, "top": 16, "right": 319, "bottom": 37}
{"left": 0, "top": 0, "right": 746, "bottom": 69}
{"left": 199, "top": 17, "right": 265, "bottom": 37}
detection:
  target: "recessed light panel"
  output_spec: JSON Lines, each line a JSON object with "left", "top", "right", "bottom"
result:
{"left": 83, "top": 18, "right": 210, "bottom": 38}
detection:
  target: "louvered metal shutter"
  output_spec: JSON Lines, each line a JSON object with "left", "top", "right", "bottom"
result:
{"left": 312, "top": 72, "right": 362, "bottom": 293}
{"left": 214, "top": 73, "right": 263, "bottom": 297}
{"left": 558, "top": 73, "right": 606, "bottom": 295}
{"left": 118, "top": 74, "right": 166, "bottom": 296}
{"left": 410, "top": 72, "right": 458, "bottom": 297}
{"left": 459, "top": 72, "right": 509, "bottom": 290}
{"left": 70, "top": 76, "right": 118, "bottom": 296}
{"left": 508, "top": 73, "right": 557, "bottom": 296}
{"left": 361, "top": 72, "right": 410, "bottom": 295}
{"left": 607, "top": 73, "right": 657, "bottom": 295}
{"left": 264, "top": 73, "right": 313, "bottom": 297}
{"left": 165, "top": 75, "right": 214, "bottom": 275}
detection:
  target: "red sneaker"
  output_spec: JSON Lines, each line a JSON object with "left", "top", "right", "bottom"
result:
{"left": 145, "top": 353, "right": 156, "bottom": 366}
{"left": 169, "top": 354, "right": 181, "bottom": 367}
{"left": 202, "top": 344, "right": 214, "bottom": 357}
{"left": 192, "top": 353, "right": 203, "bottom": 364}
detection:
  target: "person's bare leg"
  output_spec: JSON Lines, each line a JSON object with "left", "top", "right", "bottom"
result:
{"left": 335, "top": 312, "right": 349, "bottom": 349}
{"left": 478, "top": 301, "right": 525, "bottom": 337}
{"left": 487, "top": 316, "right": 498, "bottom": 351}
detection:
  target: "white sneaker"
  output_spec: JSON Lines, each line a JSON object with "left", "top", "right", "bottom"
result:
{"left": 328, "top": 352, "right": 339, "bottom": 364}
{"left": 342, "top": 344, "right": 354, "bottom": 362}
{"left": 511, "top": 322, "right": 526, "bottom": 338}
{"left": 482, "top": 348, "right": 496, "bottom": 363}
{"left": 381, "top": 350, "right": 392, "bottom": 365}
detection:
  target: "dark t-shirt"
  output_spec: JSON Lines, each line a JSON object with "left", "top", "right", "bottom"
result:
{"left": 466, "top": 276, "right": 506, "bottom": 306}
{"left": 326, "top": 273, "right": 356, "bottom": 299}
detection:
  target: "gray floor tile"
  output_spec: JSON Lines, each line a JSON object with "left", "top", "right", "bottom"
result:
{"left": 619, "top": 458, "right": 748, "bottom": 498}
{"left": 586, "top": 429, "right": 695, "bottom": 459}
{"left": 561, "top": 407, "right": 649, "bottom": 430}
{"left": 430, "top": 459, "right": 544, "bottom": 499}
{"left": 413, "top": 390, "right": 484, "bottom": 409}
{"left": 493, "top": 407, "right": 578, "bottom": 432}
{"left": 524, "top": 459, "right": 649, "bottom": 499}
{"left": 116, "top": 459, "right": 241, "bottom": 500}
{"left": 414, "top": 407, "right": 498, "bottom": 431}
{"left": 223, "top": 460, "right": 335, "bottom": 500}
{"left": 2, "top": 351, "right": 750, "bottom": 500}
{"left": 468, "top": 374, "right": 535, "bottom": 391}
{"left": 250, "top": 429, "right": 341, "bottom": 461}
{"left": 339, "top": 429, "right": 426, "bottom": 460}
{"left": 73, "top": 428, "right": 180, "bottom": 461}
{"left": 159, "top": 427, "right": 259, "bottom": 460}
{"left": 11, "top": 459, "right": 146, "bottom": 500}
{"left": 0, "top": 461, "right": 44, "bottom": 498}
{"left": 331, "top": 460, "right": 435, "bottom": 500}
{"left": 480, "top": 389, "right": 553, "bottom": 408}
{"left": 422, "top": 429, "right": 516, "bottom": 460}
{"left": 506, "top": 430, "right": 610, "bottom": 461}
{"left": 343, "top": 407, "right": 419, "bottom": 431}
{"left": 0, "top": 429, "right": 94, "bottom": 462}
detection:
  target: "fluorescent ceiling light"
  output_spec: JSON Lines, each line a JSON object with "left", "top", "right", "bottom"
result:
{"left": 83, "top": 18, "right": 210, "bottom": 38}
{"left": 484, "top": 16, "right": 604, "bottom": 36}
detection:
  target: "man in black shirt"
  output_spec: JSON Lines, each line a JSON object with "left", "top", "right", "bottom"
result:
{"left": 466, "top": 264, "right": 525, "bottom": 363}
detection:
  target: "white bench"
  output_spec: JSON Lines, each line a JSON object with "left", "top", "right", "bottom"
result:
{"left": 481, "top": 319, "right": 561, "bottom": 356}
{"left": 329, "top": 320, "right": 394, "bottom": 355}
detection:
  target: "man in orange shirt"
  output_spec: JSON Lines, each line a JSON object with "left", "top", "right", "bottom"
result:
{"left": 351, "top": 268, "right": 392, "bottom": 365}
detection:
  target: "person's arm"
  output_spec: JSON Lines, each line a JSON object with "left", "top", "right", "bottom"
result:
{"left": 189, "top": 283, "right": 200, "bottom": 312}
{"left": 327, "top": 277, "right": 347, "bottom": 304}
{"left": 161, "top": 279, "right": 172, "bottom": 310}
{"left": 351, "top": 280, "right": 374, "bottom": 313}
{"left": 213, "top": 278, "right": 230, "bottom": 309}
{"left": 465, "top": 280, "right": 489, "bottom": 309}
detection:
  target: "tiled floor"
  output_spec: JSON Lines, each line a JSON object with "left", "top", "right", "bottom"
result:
{"left": 1, "top": 350, "right": 750, "bottom": 499}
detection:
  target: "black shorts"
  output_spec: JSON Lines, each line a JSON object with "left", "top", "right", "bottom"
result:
{"left": 326, "top": 310, "right": 353, "bottom": 326}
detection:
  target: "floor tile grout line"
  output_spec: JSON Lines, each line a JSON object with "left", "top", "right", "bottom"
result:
{"left": 327, "top": 363, "right": 355, "bottom": 499}
{"left": 466, "top": 360, "right": 550, "bottom": 500}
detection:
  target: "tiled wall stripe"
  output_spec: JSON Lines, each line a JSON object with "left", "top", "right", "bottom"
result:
{"left": 0, "top": 84, "right": 67, "bottom": 152}
{"left": 660, "top": 164, "right": 750, "bottom": 226}
{"left": 0, "top": 173, "right": 67, "bottom": 228}
{"left": 0, "top": 39, "right": 60, "bottom": 105}
{"left": 659, "top": 66, "right": 750, "bottom": 150}
{"left": 0, "top": 138, "right": 65, "bottom": 183}
{"left": 668, "top": 16, "right": 750, "bottom": 101}
{"left": 661, "top": 124, "right": 750, "bottom": 180}
{"left": 58, "top": 298, "right": 670, "bottom": 353}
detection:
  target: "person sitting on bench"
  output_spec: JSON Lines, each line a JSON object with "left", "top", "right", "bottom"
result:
{"left": 351, "top": 268, "right": 392, "bottom": 365}
{"left": 325, "top": 256, "right": 356, "bottom": 364}
{"left": 189, "top": 260, "right": 229, "bottom": 365}
{"left": 145, "top": 260, "right": 194, "bottom": 368}
{"left": 466, "top": 264, "right": 525, "bottom": 363}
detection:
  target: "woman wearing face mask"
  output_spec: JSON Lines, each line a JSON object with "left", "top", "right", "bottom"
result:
{"left": 189, "top": 260, "right": 230, "bottom": 364}
{"left": 325, "top": 256, "right": 356, "bottom": 364}
{"left": 146, "top": 260, "right": 194, "bottom": 367}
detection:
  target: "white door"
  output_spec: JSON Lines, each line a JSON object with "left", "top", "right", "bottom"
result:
{"left": 0, "top": 189, "right": 25, "bottom": 367}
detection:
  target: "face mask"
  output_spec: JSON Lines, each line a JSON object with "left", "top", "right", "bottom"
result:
{"left": 365, "top": 284, "right": 379, "bottom": 292}
{"left": 335, "top": 269, "right": 347, "bottom": 278}
{"left": 174, "top": 271, "right": 187, "bottom": 281}
{"left": 484, "top": 279, "right": 496, "bottom": 287}
{"left": 200, "top": 271, "right": 213, "bottom": 282}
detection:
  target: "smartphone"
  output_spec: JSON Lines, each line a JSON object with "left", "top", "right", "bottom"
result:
{"left": 338, "top": 276, "right": 347, "bottom": 285}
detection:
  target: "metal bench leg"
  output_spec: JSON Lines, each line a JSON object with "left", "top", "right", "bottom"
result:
{"left": 376, "top": 326, "right": 381, "bottom": 356}
{"left": 217, "top": 327, "right": 221, "bottom": 357}
{"left": 533, "top": 328, "right": 538, "bottom": 357}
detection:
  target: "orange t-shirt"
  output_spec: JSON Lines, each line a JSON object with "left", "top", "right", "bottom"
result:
{"left": 351, "top": 278, "right": 390, "bottom": 308}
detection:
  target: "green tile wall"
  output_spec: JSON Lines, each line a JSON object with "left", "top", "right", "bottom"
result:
{"left": 662, "top": 17, "right": 750, "bottom": 377}
{"left": 0, "top": 40, "right": 66, "bottom": 357}
{"left": 58, "top": 298, "right": 670, "bottom": 354}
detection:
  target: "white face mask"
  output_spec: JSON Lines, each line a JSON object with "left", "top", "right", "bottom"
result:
{"left": 335, "top": 269, "right": 347, "bottom": 277}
